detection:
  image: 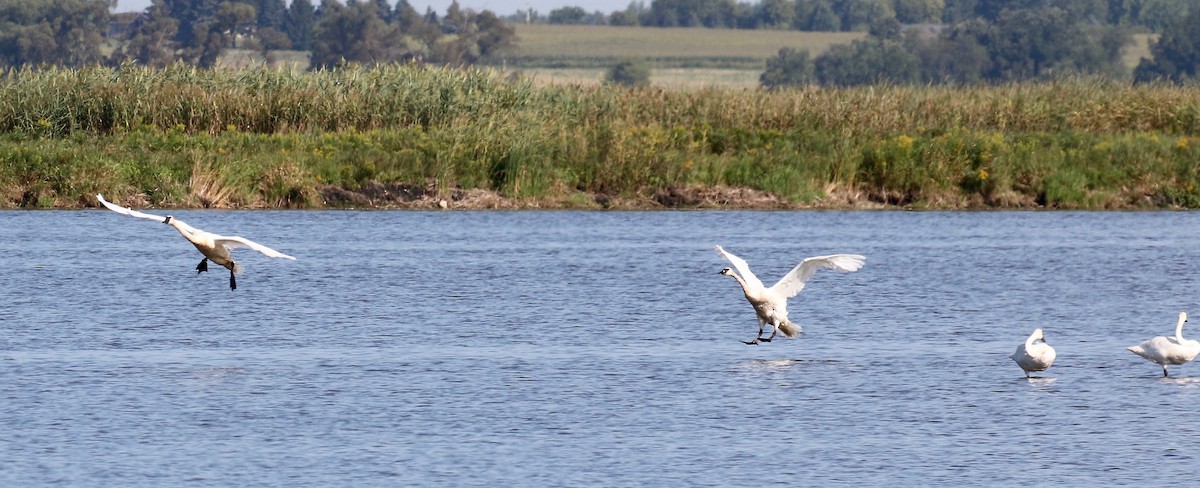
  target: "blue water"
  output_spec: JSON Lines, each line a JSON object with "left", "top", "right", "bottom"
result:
{"left": 2, "top": 210, "right": 1199, "bottom": 486}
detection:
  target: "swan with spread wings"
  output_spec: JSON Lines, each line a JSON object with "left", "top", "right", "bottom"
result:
{"left": 97, "top": 194, "right": 295, "bottom": 290}
{"left": 716, "top": 245, "right": 865, "bottom": 345}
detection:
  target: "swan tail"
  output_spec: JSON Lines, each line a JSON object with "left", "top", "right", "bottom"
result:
{"left": 232, "top": 262, "right": 244, "bottom": 275}
{"left": 778, "top": 320, "right": 802, "bottom": 338}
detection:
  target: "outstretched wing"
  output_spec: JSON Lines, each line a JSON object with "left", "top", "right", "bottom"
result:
{"left": 770, "top": 254, "right": 865, "bottom": 298}
{"left": 214, "top": 235, "right": 296, "bottom": 260}
{"left": 715, "top": 245, "right": 764, "bottom": 290}
{"left": 96, "top": 194, "right": 167, "bottom": 223}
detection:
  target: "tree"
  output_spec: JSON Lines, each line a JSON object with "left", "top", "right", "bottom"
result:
{"left": 253, "top": 0, "right": 287, "bottom": 30}
{"left": 310, "top": 0, "right": 406, "bottom": 69}
{"left": 831, "top": 0, "right": 895, "bottom": 31}
{"left": 284, "top": 0, "right": 316, "bottom": 50}
{"left": 163, "top": 0, "right": 220, "bottom": 51}
{"left": 371, "top": 0, "right": 393, "bottom": 23}
{"left": 795, "top": 0, "right": 839, "bottom": 31}
{"left": 429, "top": 8, "right": 516, "bottom": 66}
{"left": 815, "top": 37, "right": 921, "bottom": 85}
{"left": 605, "top": 57, "right": 651, "bottom": 86}
{"left": 760, "top": 47, "right": 814, "bottom": 89}
{"left": 756, "top": 0, "right": 795, "bottom": 29}
{"left": 893, "top": 0, "right": 943, "bottom": 24}
{"left": 215, "top": 1, "right": 257, "bottom": 48}
{"left": 1134, "top": 9, "right": 1200, "bottom": 83}
{"left": 548, "top": 6, "right": 588, "bottom": 24}
{"left": 393, "top": 0, "right": 421, "bottom": 30}
{"left": 913, "top": 21, "right": 991, "bottom": 84}
{"left": 0, "top": 0, "right": 111, "bottom": 68}
{"left": 110, "top": 0, "right": 180, "bottom": 67}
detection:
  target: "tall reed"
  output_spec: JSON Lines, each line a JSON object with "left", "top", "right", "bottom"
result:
{"left": 1, "top": 65, "right": 1198, "bottom": 208}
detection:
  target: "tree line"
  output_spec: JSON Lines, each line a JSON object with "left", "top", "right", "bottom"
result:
{"left": 542, "top": 0, "right": 1191, "bottom": 32}
{"left": 758, "top": 4, "right": 1200, "bottom": 87}
{"left": 3, "top": 0, "right": 1199, "bottom": 86}
{"left": 0, "top": 0, "right": 515, "bottom": 69}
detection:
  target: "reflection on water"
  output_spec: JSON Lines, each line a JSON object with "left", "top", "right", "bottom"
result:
{"left": 3, "top": 210, "right": 1200, "bottom": 486}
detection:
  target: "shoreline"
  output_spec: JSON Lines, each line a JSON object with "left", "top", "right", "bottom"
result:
{"left": 14, "top": 184, "right": 1188, "bottom": 211}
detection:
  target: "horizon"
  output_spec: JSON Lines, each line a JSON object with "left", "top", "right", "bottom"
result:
{"left": 113, "top": 0, "right": 638, "bottom": 16}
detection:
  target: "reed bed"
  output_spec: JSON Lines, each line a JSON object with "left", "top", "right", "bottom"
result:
{"left": 1, "top": 65, "right": 1199, "bottom": 209}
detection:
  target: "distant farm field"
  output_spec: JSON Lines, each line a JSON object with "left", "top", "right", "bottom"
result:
{"left": 507, "top": 24, "right": 864, "bottom": 69}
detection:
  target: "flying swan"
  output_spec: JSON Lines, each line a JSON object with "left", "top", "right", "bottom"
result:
{"left": 1011, "top": 328, "right": 1056, "bottom": 378}
{"left": 97, "top": 194, "right": 296, "bottom": 290}
{"left": 715, "top": 245, "right": 865, "bottom": 345}
{"left": 1127, "top": 312, "right": 1200, "bottom": 377}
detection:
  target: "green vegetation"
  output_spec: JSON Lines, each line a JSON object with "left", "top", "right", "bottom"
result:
{"left": 2, "top": 65, "right": 1200, "bottom": 210}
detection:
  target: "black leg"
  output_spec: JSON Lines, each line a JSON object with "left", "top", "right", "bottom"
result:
{"left": 743, "top": 322, "right": 767, "bottom": 345}
{"left": 229, "top": 270, "right": 237, "bottom": 290}
{"left": 762, "top": 324, "right": 777, "bottom": 342}
{"left": 1163, "top": 366, "right": 1169, "bottom": 377}
{"left": 196, "top": 258, "right": 208, "bottom": 274}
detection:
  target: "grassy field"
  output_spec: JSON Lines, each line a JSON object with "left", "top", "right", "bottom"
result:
{"left": 507, "top": 24, "right": 864, "bottom": 69}
{"left": 2, "top": 65, "right": 1200, "bottom": 210}
{"left": 220, "top": 27, "right": 1156, "bottom": 89}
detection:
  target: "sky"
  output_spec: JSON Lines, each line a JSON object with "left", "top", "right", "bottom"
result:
{"left": 113, "top": 0, "right": 637, "bottom": 16}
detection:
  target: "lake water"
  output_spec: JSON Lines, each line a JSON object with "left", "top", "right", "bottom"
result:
{"left": 2, "top": 210, "right": 1199, "bottom": 486}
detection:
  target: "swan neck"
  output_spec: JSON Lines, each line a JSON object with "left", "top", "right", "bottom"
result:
{"left": 1176, "top": 316, "right": 1187, "bottom": 340}
{"left": 728, "top": 272, "right": 750, "bottom": 294}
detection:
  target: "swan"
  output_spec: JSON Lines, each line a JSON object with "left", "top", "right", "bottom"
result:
{"left": 1011, "top": 328, "right": 1056, "bottom": 378}
{"left": 97, "top": 194, "right": 296, "bottom": 290}
{"left": 1127, "top": 312, "right": 1200, "bottom": 377}
{"left": 715, "top": 245, "right": 865, "bottom": 345}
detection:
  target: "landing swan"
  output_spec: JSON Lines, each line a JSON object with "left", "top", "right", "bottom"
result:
{"left": 715, "top": 245, "right": 865, "bottom": 345}
{"left": 1011, "top": 328, "right": 1056, "bottom": 378}
{"left": 97, "top": 194, "right": 296, "bottom": 290}
{"left": 1128, "top": 312, "right": 1200, "bottom": 377}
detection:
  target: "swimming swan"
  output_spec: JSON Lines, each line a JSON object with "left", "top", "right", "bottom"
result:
{"left": 715, "top": 245, "right": 865, "bottom": 345}
{"left": 97, "top": 194, "right": 295, "bottom": 290}
{"left": 1128, "top": 312, "right": 1200, "bottom": 377}
{"left": 1011, "top": 328, "right": 1056, "bottom": 378}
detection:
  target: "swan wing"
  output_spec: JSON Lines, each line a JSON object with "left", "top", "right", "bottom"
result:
{"left": 715, "top": 245, "right": 764, "bottom": 290}
{"left": 770, "top": 254, "right": 865, "bottom": 298}
{"left": 214, "top": 235, "right": 296, "bottom": 260}
{"left": 96, "top": 194, "right": 167, "bottom": 223}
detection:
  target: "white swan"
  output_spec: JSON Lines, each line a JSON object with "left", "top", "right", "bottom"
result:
{"left": 1128, "top": 312, "right": 1200, "bottom": 377}
{"left": 716, "top": 245, "right": 865, "bottom": 345}
{"left": 97, "top": 194, "right": 296, "bottom": 290}
{"left": 1011, "top": 328, "right": 1056, "bottom": 378}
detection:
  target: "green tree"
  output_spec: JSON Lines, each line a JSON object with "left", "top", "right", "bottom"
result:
{"left": 605, "top": 57, "right": 651, "bottom": 86}
{"left": 310, "top": 0, "right": 406, "bottom": 69}
{"left": 0, "top": 0, "right": 111, "bottom": 68}
{"left": 893, "top": 0, "right": 943, "bottom": 24}
{"left": 815, "top": 37, "right": 920, "bottom": 85}
{"left": 913, "top": 20, "right": 991, "bottom": 83}
{"left": 110, "top": 0, "right": 180, "bottom": 67}
{"left": 215, "top": 1, "right": 257, "bottom": 48}
{"left": 760, "top": 47, "right": 814, "bottom": 89}
{"left": 1134, "top": 9, "right": 1200, "bottom": 83}
{"left": 284, "top": 0, "right": 316, "bottom": 50}
{"left": 604, "top": 57, "right": 652, "bottom": 86}
{"left": 756, "top": 0, "right": 795, "bottom": 29}
{"left": 831, "top": 0, "right": 895, "bottom": 31}
{"left": 795, "top": 0, "right": 839, "bottom": 31}
{"left": 253, "top": 0, "right": 287, "bottom": 30}
{"left": 430, "top": 9, "right": 516, "bottom": 66}
{"left": 548, "top": 6, "right": 588, "bottom": 24}
{"left": 393, "top": 0, "right": 421, "bottom": 30}
{"left": 371, "top": 0, "right": 393, "bottom": 23}
{"left": 164, "top": 0, "right": 220, "bottom": 51}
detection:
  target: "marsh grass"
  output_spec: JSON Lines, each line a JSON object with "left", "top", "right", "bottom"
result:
{"left": 1, "top": 65, "right": 1199, "bottom": 209}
